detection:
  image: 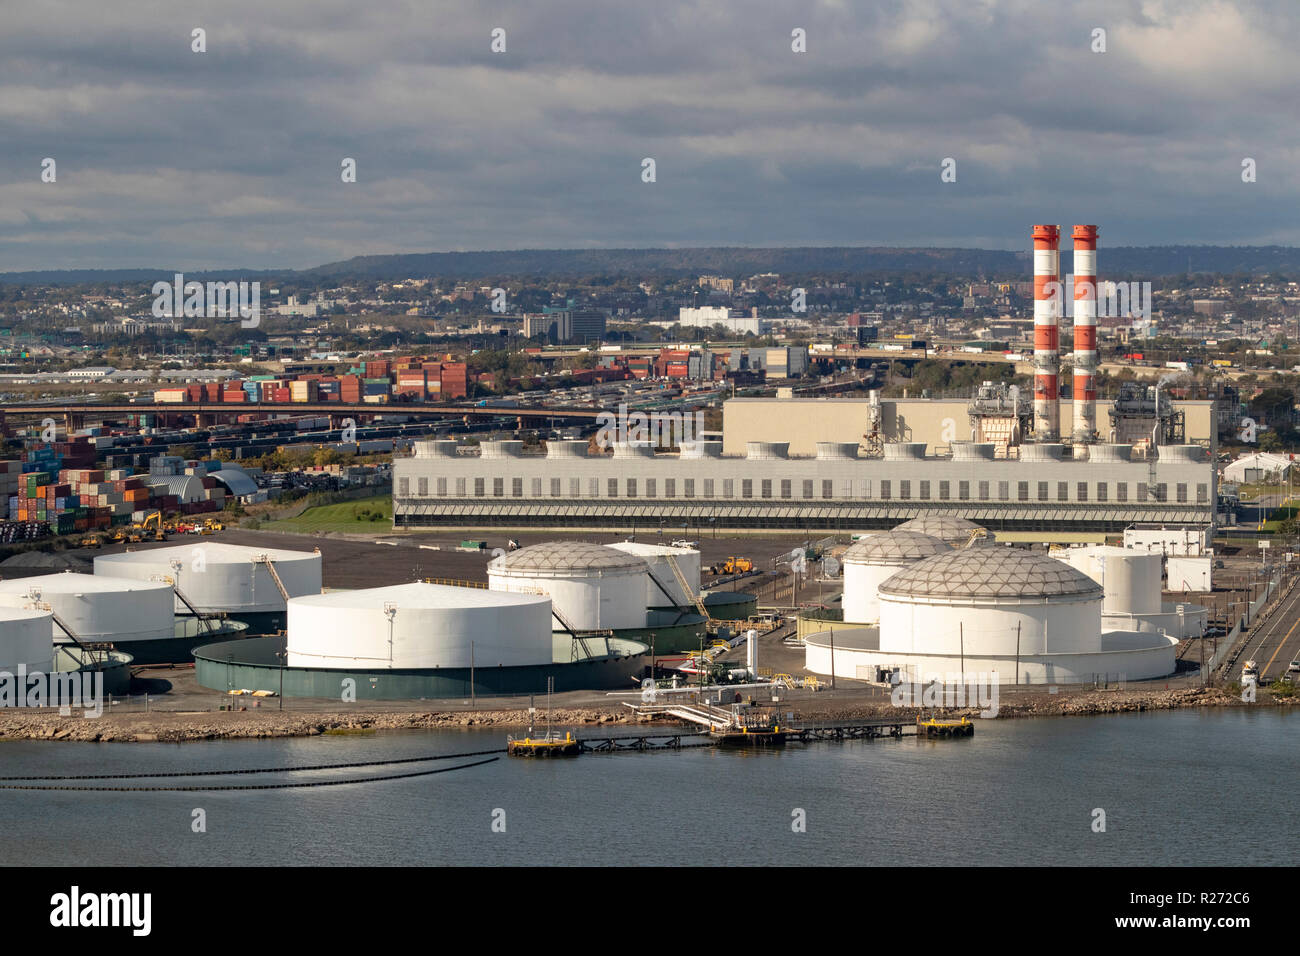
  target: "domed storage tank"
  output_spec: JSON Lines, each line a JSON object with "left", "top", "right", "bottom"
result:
{"left": 841, "top": 531, "right": 950, "bottom": 624}
{"left": 1060, "top": 546, "right": 1163, "bottom": 616}
{"left": 877, "top": 549, "right": 1103, "bottom": 657}
{"left": 287, "top": 582, "right": 552, "bottom": 669}
{"left": 0, "top": 606, "right": 53, "bottom": 674}
{"left": 607, "top": 541, "right": 701, "bottom": 608}
{"left": 95, "top": 543, "right": 322, "bottom": 615}
{"left": 488, "top": 541, "right": 650, "bottom": 631}
{"left": 894, "top": 515, "right": 995, "bottom": 548}
{"left": 0, "top": 571, "right": 173, "bottom": 648}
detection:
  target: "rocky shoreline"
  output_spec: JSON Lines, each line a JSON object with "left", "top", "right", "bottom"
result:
{"left": 0, "top": 685, "right": 1280, "bottom": 743}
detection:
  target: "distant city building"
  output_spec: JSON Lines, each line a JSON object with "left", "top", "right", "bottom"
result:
{"left": 678, "top": 307, "right": 761, "bottom": 335}
{"left": 697, "top": 275, "right": 734, "bottom": 293}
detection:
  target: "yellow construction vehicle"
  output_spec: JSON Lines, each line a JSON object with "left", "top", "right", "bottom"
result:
{"left": 78, "top": 535, "right": 103, "bottom": 549}
{"left": 108, "top": 528, "right": 128, "bottom": 544}
{"left": 141, "top": 511, "right": 167, "bottom": 541}
{"left": 710, "top": 556, "right": 755, "bottom": 575}
{"left": 203, "top": 518, "right": 225, "bottom": 532}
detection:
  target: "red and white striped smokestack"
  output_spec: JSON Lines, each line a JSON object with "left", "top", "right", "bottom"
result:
{"left": 1032, "top": 224, "right": 1061, "bottom": 440}
{"left": 1072, "top": 225, "right": 1099, "bottom": 443}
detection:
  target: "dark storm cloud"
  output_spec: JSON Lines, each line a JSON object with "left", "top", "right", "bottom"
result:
{"left": 0, "top": 0, "right": 1297, "bottom": 270}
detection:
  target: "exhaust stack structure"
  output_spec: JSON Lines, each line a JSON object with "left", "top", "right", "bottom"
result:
{"left": 1072, "top": 225, "right": 1099, "bottom": 443}
{"left": 1032, "top": 224, "right": 1061, "bottom": 440}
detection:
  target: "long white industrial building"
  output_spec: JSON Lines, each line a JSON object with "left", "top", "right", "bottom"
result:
{"left": 393, "top": 438, "right": 1216, "bottom": 535}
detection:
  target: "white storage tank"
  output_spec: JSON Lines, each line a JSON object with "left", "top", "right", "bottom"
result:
{"left": 607, "top": 541, "right": 701, "bottom": 608}
{"left": 95, "top": 542, "right": 323, "bottom": 614}
{"left": 841, "top": 531, "right": 951, "bottom": 624}
{"left": 893, "top": 515, "right": 995, "bottom": 548}
{"left": 0, "top": 606, "right": 53, "bottom": 674}
{"left": 488, "top": 541, "right": 650, "bottom": 631}
{"left": 877, "top": 548, "right": 1103, "bottom": 657}
{"left": 1060, "top": 546, "right": 1163, "bottom": 615}
{"left": 0, "top": 571, "right": 173, "bottom": 647}
{"left": 287, "top": 582, "right": 552, "bottom": 669}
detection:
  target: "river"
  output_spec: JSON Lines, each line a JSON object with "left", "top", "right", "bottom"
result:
{"left": 1, "top": 708, "right": 1289, "bottom": 866}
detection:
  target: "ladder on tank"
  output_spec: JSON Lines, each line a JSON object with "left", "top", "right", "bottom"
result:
{"left": 512, "top": 585, "right": 607, "bottom": 661}
{"left": 664, "top": 554, "right": 710, "bottom": 620}
{"left": 253, "top": 554, "right": 291, "bottom": 603}
{"left": 25, "top": 600, "right": 114, "bottom": 666}
{"left": 151, "top": 574, "right": 223, "bottom": 634}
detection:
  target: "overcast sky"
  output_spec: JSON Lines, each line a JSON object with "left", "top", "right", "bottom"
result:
{"left": 1, "top": 0, "right": 1296, "bottom": 272}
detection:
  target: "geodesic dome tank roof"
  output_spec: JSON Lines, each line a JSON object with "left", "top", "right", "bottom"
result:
{"left": 878, "top": 548, "right": 1102, "bottom": 601}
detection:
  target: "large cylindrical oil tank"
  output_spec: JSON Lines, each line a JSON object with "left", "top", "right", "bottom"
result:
{"left": 841, "top": 531, "right": 951, "bottom": 624}
{"left": 877, "top": 549, "right": 1103, "bottom": 656}
{"left": 95, "top": 543, "right": 323, "bottom": 613}
{"left": 1060, "top": 546, "right": 1163, "bottom": 615}
{"left": 286, "top": 582, "right": 552, "bottom": 669}
{"left": 607, "top": 541, "right": 701, "bottom": 607}
{"left": 0, "top": 606, "right": 53, "bottom": 673}
{"left": 488, "top": 541, "right": 650, "bottom": 631}
{"left": 0, "top": 571, "right": 173, "bottom": 646}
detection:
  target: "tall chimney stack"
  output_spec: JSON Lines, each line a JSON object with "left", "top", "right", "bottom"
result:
{"left": 1032, "top": 224, "right": 1061, "bottom": 441}
{"left": 1072, "top": 225, "right": 1099, "bottom": 443}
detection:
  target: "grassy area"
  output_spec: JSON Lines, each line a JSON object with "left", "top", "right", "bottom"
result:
{"left": 260, "top": 495, "right": 393, "bottom": 534}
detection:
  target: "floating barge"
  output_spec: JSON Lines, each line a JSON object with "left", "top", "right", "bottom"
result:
{"left": 916, "top": 715, "right": 975, "bottom": 738}
{"left": 506, "top": 732, "right": 581, "bottom": 757}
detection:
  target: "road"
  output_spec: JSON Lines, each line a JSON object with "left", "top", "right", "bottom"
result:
{"left": 1235, "top": 574, "right": 1300, "bottom": 683}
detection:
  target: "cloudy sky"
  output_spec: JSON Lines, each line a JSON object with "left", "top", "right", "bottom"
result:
{"left": 0, "top": 0, "right": 1296, "bottom": 271}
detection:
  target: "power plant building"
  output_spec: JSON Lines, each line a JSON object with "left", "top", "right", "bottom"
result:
{"left": 393, "top": 438, "right": 1216, "bottom": 535}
